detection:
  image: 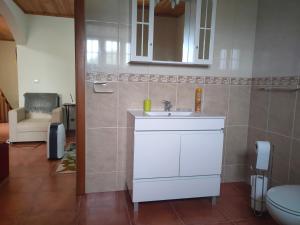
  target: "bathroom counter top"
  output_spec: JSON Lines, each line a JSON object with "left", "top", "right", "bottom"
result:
{"left": 128, "top": 110, "right": 226, "bottom": 119}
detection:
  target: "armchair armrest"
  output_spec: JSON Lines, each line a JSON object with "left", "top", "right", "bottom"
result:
{"left": 9, "top": 108, "right": 26, "bottom": 142}
{"left": 9, "top": 107, "right": 26, "bottom": 123}
{"left": 51, "top": 107, "right": 63, "bottom": 123}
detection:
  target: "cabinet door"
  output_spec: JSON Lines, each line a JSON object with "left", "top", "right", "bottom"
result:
{"left": 194, "top": 0, "right": 217, "bottom": 64}
{"left": 131, "top": 0, "right": 154, "bottom": 62}
{"left": 180, "top": 131, "right": 223, "bottom": 176}
{"left": 134, "top": 132, "right": 180, "bottom": 179}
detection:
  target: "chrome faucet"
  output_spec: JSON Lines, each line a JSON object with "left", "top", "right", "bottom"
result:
{"left": 162, "top": 100, "right": 173, "bottom": 112}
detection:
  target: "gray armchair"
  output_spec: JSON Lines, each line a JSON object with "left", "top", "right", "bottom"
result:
{"left": 9, "top": 93, "right": 63, "bottom": 142}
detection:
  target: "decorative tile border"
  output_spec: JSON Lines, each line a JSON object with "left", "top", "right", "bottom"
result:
{"left": 231, "top": 77, "right": 252, "bottom": 85}
{"left": 205, "top": 76, "right": 230, "bottom": 85}
{"left": 251, "top": 77, "right": 272, "bottom": 86}
{"left": 86, "top": 72, "right": 299, "bottom": 87}
{"left": 118, "top": 73, "right": 149, "bottom": 82}
{"left": 89, "top": 72, "right": 118, "bottom": 82}
{"left": 271, "top": 76, "right": 298, "bottom": 86}
{"left": 149, "top": 75, "right": 178, "bottom": 83}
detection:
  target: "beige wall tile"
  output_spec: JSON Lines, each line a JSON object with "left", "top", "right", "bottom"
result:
{"left": 225, "top": 126, "right": 248, "bottom": 165}
{"left": 118, "top": 82, "right": 148, "bottom": 127}
{"left": 86, "top": 172, "right": 117, "bottom": 193}
{"left": 289, "top": 139, "right": 300, "bottom": 184}
{"left": 268, "top": 91, "right": 296, "bottom": 137}
{"left": 149, "top": 82, "right": 177, "bottom": 110}
{"left": 116, "top": 171, "right": 127, "bottom": 191}
{"left": 223, "top": 164, "right": 247, "bottom": 182}
{"left": 86, "top": 128, "right": 117, "bottom": 174}
{"left": 86, "top": 82, "right": 118, "bottom": 128}
{"left": 248, "top": 86, "right": 269, "bottom": 129}
{"left": 293, "top": 96, "right": 300, "bottom": 139}
{"left": 266, "top": 133, "right": 292, "bottom": 185}
{"left": 177, "top": 83, "right": 203, "bottom": 111}
{"left": 227, "top": 86, "right": 251, "bottom": 126}
{"left": 117, "top": 128, "right": 127, "bottom": 172}
{"left": 203, "top": 85, "right": 229, "bottom": 116}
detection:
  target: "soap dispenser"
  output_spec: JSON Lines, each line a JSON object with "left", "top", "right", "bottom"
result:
{"left": 195, "top": 88, "right": 202, "bottom": 112}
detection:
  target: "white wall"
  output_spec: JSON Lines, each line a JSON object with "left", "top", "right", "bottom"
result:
{"left": 17, "top": 15, "right": 75, "bottom": 106}
{"left": 0, "top": 41, "right": 19, "bottom": 108}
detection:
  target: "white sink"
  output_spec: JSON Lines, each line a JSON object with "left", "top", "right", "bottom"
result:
{"left": 145, "top": 111, "right": 193, "bottom": 116}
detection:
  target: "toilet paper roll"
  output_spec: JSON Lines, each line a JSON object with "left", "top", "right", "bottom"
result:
{"left": 255, "top": 141, "right": 271, "bottom": 171}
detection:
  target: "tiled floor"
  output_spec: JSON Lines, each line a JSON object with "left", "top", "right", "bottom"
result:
{"left": 0, "top": 135, "right": 279, "bottom": 225}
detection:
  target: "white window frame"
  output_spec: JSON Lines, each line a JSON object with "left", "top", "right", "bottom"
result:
{"left": 194, "top": 0, "right": 217, "bottom": 65}
{"left": 131, "top": 0, "right": 154, "bottom": 62}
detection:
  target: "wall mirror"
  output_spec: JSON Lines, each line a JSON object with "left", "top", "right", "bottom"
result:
{"left": 131, "top": 0, "right": 217, "bottom": 65}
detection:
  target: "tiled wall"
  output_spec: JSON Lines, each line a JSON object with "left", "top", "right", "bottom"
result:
{"left": 85, "top": 0, "right": 258, "bottom": 193}
{"left": 248, "top": 76, "right": 300, "bottom": 185}
{"left": 247, "top": 0, "right": 300, "bottom": 186}
{"left": 85, "top": 73, "right": 251, "bottom": 192}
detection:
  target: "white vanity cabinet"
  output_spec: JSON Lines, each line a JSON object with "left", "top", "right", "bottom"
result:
{"left": 126, "top": 111, "right": 225, "bottom": 206}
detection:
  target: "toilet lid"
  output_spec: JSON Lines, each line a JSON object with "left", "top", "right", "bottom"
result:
{"left": 267, "top": 185, "right": 300, "bottom": 214}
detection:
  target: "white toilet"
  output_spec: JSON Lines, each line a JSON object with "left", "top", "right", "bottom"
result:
{"left": 266, "top": 185, "right": 300, "bottom": 225}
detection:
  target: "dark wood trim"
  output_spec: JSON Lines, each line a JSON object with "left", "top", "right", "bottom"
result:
{"left": 75, "top": 0, "right": 86, "bottom": 195}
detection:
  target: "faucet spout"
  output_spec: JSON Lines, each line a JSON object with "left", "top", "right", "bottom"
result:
{"left": 162, "top": 100, "right": 173, "bottom": 112}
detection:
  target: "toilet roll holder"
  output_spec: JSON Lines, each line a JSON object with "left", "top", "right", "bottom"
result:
{"left": 251, "top": 143, "right": 275, "bottom": 216}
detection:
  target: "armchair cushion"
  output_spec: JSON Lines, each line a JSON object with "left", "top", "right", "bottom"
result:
{"left": 17, "top": 118, "right": 50, "bottom": 132}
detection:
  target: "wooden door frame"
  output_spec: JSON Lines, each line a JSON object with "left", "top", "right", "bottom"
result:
{"left": 75, "top": 0, "right": 86, "bottom": 195}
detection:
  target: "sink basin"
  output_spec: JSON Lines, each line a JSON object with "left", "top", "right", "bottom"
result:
{"left": 145, "top": 111, "right": 193, "bottom": 116}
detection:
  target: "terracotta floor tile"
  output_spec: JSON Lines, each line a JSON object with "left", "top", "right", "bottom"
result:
{"left": 0, "top": 192, "right": 34, "bottom": 216}
{"left": 30, "top": 191, "right": 80, "bottom": 215}
{"left": 127, "top": 201, "right": 182, "bottom": 225}
{"left": 233, "top": 217, "right": 279, "bottom": 225}
{"left": 80, "top": 191, "right": 126, "bottom": 210}
{"left": 171, "top": 198, "right": 228, "bottom": 225}
{"left": 20, "top": 212, "right": 78, "bottom": 225}
{"left": 0, "top": 177, "right": 43, "bottom": 194}
{"left": 39, "top": 174, "right": 76, "bottom": 193}
{"left": 78, "top": 206, "right": 130, "bottom": 225}
{"left": 232, "top": 182, "right": 251, "bottom": 196}
{"left": 216, "top": 196, "right": 253, "bottom": 222}
{"left": 9, "top": 164, "right": 54, "bottom": 178}
{"left": 220, "top": 183, "right": 250, "bottom": 198}
{"left": 0, "top": 214, "right": 21, "bottom": 225}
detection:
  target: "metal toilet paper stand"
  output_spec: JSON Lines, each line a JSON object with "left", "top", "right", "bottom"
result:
{"left": 251, "top": 144, "right": 274, "bottom": 216}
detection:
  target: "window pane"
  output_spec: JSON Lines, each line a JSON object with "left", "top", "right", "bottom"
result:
{"left": 198, "top": 29, "right": 205, "bottom": 59}
{"left": 200, "top": 0, "right": 207, "bottom": 28}
{"left": 137, "top": 1, "right": 143, "bottom": 22}
{"left": 143, "top": 24, "right": 149, "bottom": 56}
{"left": 136, "top": 24, "right": 142, "bottom": 56}
{"left": 144, "top": 4, "right": 149, "bottom": 23}
{"left": 206, "top": 0, "right": 213, "bottom": 28}
{"left": 204, "top": 29, "right": 211, "bottom": 59}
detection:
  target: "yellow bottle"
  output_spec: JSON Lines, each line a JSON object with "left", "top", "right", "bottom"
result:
{"left": 195, "top": 88, "right": 202, "bottom": 112}
{"left": 143, "top": 98, "right": 152, "bottom": 112}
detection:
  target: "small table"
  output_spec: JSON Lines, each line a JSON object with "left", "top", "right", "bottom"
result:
{"left": 63, "top": 103, "right": 76, "bottom": 132}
